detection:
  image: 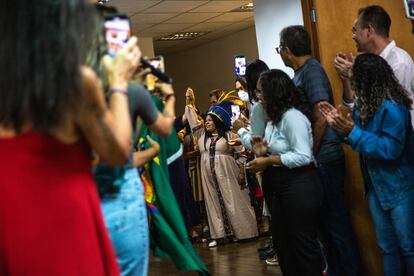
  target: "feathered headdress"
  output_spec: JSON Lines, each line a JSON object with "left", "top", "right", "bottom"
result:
{"left": 207, "top": 90, "right": 243, "bottom": 130}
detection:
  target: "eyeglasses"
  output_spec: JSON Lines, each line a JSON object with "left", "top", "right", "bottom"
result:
{"left": 275, "top": 46, "right": 284, "bottom": 54}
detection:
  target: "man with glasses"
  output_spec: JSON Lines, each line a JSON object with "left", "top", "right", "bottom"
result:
{"left": 277, "top": 25, "right": 361, "bottom": 276}
{"left": 334, "top": 5, "right": 414, "bottom": 128}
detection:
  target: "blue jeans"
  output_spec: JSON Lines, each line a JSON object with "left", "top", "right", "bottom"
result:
{"left": 368, "top": 190, "right": 414, "bottom": 276}
{"left": 101, "top": 168, "right": 149, "bottom": 276}
{"left": 317, "top": 157, "right": 361, "bottom": 276}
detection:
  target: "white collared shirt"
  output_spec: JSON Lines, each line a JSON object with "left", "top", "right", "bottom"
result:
{"left": 380, "top": 40, "right": 414, "bottom": 92}
{"left": 344, "top": 41, "right": 414, "bottom": 128}
{"left": 380, "top": 41, "right": 414, "bottom": 128}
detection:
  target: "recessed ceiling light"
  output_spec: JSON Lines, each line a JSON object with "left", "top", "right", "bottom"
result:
{"left": 158, "top": 32, "right": 207, "bottom": 41}
{"left": 97, "top": 0, "right": 109, "bottom": 5}
{"left": 231, "top": 2, "right": 254, "bottom": 12}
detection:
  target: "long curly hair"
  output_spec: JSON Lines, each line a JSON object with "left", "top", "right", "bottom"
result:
{"left": 352, "top": 53, "right": 413, "bottom": 125}
{"left": 0, "top": 0, "right": 97, "bottom": 133}
{"left": 260, "top": 69, "right": 311, "bottom": 125}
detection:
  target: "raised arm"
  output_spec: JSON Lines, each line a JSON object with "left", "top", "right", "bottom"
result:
{"left": 347, "top": 104, "right": 409, "bottom": 160}
{"left": 185, "top": 105, "right": 204, "bottom": 139}
{"left": 76, "top": 38, "right": 139, "bottom": 165}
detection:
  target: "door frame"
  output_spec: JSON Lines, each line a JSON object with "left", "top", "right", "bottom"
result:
{"left": 301, "top": 0, "right": 320, "bottom": 61}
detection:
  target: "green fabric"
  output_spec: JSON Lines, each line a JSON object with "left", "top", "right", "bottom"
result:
{"left": 140, "top": 96, "right": 209, "bottom": 275}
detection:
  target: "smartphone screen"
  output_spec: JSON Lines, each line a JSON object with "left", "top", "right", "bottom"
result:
{"left": 148, "top": 56, "right": 165, "bottom": 73}
{"left": 235, "top": 55, "right": 246, "bottom": 76}
{"left": 104, "top": 15, "right": 131, "bottom": 56}
{"left": 231, "top": 105, "right": 241, "bottom": 122}
{"left": 403, "top": 0, "right": 414, "bottom": 19}
{"left": 146, "top": 56, "right": 165, "bottom": 90}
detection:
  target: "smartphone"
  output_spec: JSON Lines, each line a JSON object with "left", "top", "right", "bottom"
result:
{"left": 403, "top": 0, "right": 414, "bottom": 19}
{"left": 146, "top": 56, "right": 165, "bottom": 90}
{"left": 104, "top": 14, "right": 131, "bottom": 57}
{"left": 231, "top": 105, "right": 241, "bottom": 122}
{"left": 234, "top": 55, "right": 246, "bottom": 76}
{"left": 148, "top": 56, "right": 165, "bottom": 73}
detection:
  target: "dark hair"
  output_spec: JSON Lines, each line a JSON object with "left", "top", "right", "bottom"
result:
{"left": 0, "top": 0, "right": 97, "bottom": 133}
{"left": 352, "top": 53, "right": 412, "bottom": 125}
{"left": 204, "top": 114, "right": 228, "bottom": 150}
{"left": 245, "top": 59, "right": 269, "bottom": 103}
{"left": 209, "top": 89, "right": 223, "bottom": 99}
{"left": 235, "top": 76, "right": 247, "bottom": 91}
{"left": 260, "top": 69, "right": 312, "bottom": 125}
{"left": 358, "top": 5, "right": 391, "bottom": 37}
{"left": 279, "top": 25, "right": 311, "bottom": 57}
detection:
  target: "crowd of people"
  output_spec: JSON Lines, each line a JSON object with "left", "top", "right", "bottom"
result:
{"left": 0, "top": 1, "right": 413, "bottom": 276}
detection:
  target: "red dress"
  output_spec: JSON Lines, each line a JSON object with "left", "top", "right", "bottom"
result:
{"left": 0, "top": 132, "right": 120, "bottom": 276}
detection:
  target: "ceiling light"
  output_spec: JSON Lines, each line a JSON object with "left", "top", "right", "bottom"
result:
{"left": 231, "top": 2, "right": 254, "bottom": 12}
{"left": 97, "top": 0, "right": 109, "bottom": 5}
{"left": 158, "top": 32, "right": 207, "bottom": 41}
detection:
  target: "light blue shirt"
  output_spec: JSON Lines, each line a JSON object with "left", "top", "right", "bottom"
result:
{"left": 237, "top": 102, "right": 267, "bottom": 149}
{"left": 264, "top": 108, "right": 313, "bottom": 168}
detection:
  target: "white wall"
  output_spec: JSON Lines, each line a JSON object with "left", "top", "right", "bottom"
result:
{"left": 253, "top": 0, "right": 303, "bottom": 77}
{"left": 138, "top": 37, "right": 155, "bottom": 58}
{"left": 163, "top": 27, "right": 259, "bottom": 113}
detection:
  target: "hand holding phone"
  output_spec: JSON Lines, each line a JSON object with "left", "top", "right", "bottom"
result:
{"left": 145, "top": 56, "right": 166, "bottom": 90}
{"left": 103, "top": 36, "right": 141, "bottom": 88}
{"left": 231, "top": 104, "right": 241, "bottom": 123}
{"left": 235, "top": 55, "right": 246, "bottom": 76}
{"left": 104, "top": 14, "right": 131, "bottom": 57}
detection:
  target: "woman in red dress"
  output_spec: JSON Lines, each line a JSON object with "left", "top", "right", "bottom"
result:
{"left": 0, "top": 1, "right": 141, "bottom": 275}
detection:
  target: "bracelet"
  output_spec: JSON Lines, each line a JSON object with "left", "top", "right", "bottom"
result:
{"left": 164, "top": 93, "right": 175, "bottom": 101}
{"left": 110, "top": 88, "right": 128, "bottom": 95}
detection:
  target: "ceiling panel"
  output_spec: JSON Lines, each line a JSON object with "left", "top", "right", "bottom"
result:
{"left": 138, "top": 31, "right": 171, "bottom": 39}
{"left": 144, "top": 23, "right": 194, "bottom": 33}
{"left": 105, "top": 0, "right": 255, "bottom": 53}
{"left": 131, "top": 23, "right": 155, "bottom": 33}
{"left": 190, "top": 0, "right": 250, "bottom": 13}
{"left": 142, "top": 1, "right": 208, "bottom": 13}
{"left": 182, "top": 22, "right": 233, "bottom": 32}
{"left": 111, "top": 0, "right": 162, "bottom": 15}
{"left": 219, "top": 19, "right": 254, "bottom": 32}
{"left": 130, "top": 13, "right": 178, "bottom": 24}
{"left": 206, "top": 11, "right": 253, "bottom": 23}
{"left": 165, "top": 12, "right": 221, "bottom": 23}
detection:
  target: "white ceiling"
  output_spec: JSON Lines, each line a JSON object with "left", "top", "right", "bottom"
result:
{"left": 109, "top": 0, "right": 255, "bottom": 54}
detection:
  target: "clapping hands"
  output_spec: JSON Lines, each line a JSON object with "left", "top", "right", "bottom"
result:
{"left": 334, "top": 52, "right": 354, "bottom": 81}
{"left": 319, "top": 102, "right": 355, "bottom": 137}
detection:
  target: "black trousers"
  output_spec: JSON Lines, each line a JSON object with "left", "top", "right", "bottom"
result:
{"left": 262, "top": 165, "right": 323, "bottom": 276}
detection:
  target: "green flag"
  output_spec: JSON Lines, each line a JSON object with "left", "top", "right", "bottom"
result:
{"left": 139, "top": 96, "right": 209, "bottom": 276}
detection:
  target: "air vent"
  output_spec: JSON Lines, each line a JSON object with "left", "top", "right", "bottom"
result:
{"left": 231, "top": 2, "right": 254, "bottom": 12}
{"left": 158, "top": 32, "right": 207, "bottom": 41}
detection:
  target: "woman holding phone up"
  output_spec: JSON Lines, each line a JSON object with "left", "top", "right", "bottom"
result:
{"left": 89, "top": 6, "right": 176, "bottom": 276}
{"left": 0, "top": 1, "right": 140, "bottom": 275}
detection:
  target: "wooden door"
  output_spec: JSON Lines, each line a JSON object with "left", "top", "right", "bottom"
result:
{"left": 302, "top": 1, "right": 414, "bottom": 275}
